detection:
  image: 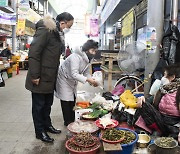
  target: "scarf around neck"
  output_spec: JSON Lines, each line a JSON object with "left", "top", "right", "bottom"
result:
{"left": 160, "top": 78, "right": 180, "bottom": 94}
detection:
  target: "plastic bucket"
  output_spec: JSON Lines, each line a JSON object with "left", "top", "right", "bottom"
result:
{"left": 106, "top": 128, "right": 138, "bottom": 154}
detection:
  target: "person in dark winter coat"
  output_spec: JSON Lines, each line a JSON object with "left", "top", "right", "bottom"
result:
{"left": 0, "top": 44, "right": 12, "bottom": 59}
{"left": 25, "top": 12, "right": 74, "bottom": 143}
{"left": 55, "top": 40, "right": 99, "bottom": 126}
{"left": 161, "top": 21, "right": 180, "bottom": 65}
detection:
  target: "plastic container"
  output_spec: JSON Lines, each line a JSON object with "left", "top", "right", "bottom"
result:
{"left": 95, "top": 119, "right": 119, "bottom": 129}
{"left": 106, "top": 128, "right": 138, "bottom": 154}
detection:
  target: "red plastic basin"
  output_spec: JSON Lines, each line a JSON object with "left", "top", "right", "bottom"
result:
{"left": 65, "top": 138, "right": 101, "bottom": 154}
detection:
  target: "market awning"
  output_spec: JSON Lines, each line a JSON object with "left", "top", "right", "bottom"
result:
{"left": 100, "top": 0, "right": 142, "bottom": 27}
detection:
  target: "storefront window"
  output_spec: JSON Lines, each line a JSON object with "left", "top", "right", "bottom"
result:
{"left": 136, "top": 12, "right": 147, "bottom": 29}
{"left": 164, "top": 0, "right": 171, "bottom": 17}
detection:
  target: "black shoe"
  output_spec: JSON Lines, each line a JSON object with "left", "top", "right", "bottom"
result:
{"left": 45, "top": 126, "right": 61, "bottom": 134}
{"left": 36, "top": 132, "right": 54, "bottom": 143}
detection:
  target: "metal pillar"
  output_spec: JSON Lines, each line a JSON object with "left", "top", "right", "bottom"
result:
{"left": 172, "top": 0, "right": 178, "bottom": 26}
{"left": 44, "top": 0, "right": 48, "bottom": 15}
{"left": 105, "top": 21, "right": 108, "bottom": 49}
{"left": 144, "top": 0, "right": 164, "bottom": 96}
{"left": 92, "top": 0, "right": 97, "bottom": 14}
{"left": 99, "top": 24, "right": 104, "bottom": 49}
{"left": 38, "top": 0, "right": 39, "bottom": 14}
{"left": 12, "top": 0, "right": 17, "bottom": 53}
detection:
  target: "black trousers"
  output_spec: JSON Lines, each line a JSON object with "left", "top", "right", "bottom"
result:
{"left": 32, "top": 92, "right": 54, "bottom": 134}
{"left": 60, "top": 99, "right": 75, "bottom": 126}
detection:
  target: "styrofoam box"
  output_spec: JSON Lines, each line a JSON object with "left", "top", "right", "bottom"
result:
{"left": 2, "top": 71, "right": 8, "bottom": 80}
{"left": 75, "top": 108, "right": 93, "bottom": 121}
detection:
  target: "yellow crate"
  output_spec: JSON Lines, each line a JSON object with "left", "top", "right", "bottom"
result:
{"left": 7, "top": 68, "right": 13, "bottom": 74}
{"left": 12, "top": 64, "right": 17, "bottom": 71}
{"left": 11, "top": 56, "right": 20, "bottom": 63}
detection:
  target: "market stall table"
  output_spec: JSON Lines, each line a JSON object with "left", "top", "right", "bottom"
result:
{"left": 18, "top": 60, "right": 28, "bottom": 70}
{"left": 100, "top": 53, "right": 122, "bottom": 91}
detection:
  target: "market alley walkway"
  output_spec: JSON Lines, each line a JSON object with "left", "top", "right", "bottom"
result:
{"left": 0, "top": 71, "right": 67, "bottom": 154}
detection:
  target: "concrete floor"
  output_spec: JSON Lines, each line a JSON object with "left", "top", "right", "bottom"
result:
{"left": 1, "top": 70, "right": 144, "bottom": 154}
{"left": 0, "top": 71, "right": 68, "bottom": 154}
{"left": 0, "top": 70, "right": 152, "bottom": 154}
{"left": 0, "top": 70, "right": 118, "bottom": 154}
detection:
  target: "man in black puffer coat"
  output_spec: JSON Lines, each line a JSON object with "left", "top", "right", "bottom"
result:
{"left": 25, "top": 12, "right": 74, "bottom": 143}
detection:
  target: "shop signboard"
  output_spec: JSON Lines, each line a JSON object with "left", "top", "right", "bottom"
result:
{"left": 121, "top": 9, "right": 134, "bottom": 37}
{"left": 0, "top": 0, "right": 8, "bottom": 7}
{"left": 0, "top": 10, "right": 16, "bottom": 25}
{"left": 16, "top": 16, "right": 26, "bottom": 36}
{"left": 90, "top": 17, "right": 99, "bottom": 37}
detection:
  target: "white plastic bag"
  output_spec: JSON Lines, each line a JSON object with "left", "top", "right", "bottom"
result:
{"left": 102, "top": 100, "right": 114, "bottom": 111}
{"left": 91, "top": 93, "right": 106, "bottom": 104}
{"left": 76, "top": 91, "right": 93, "bottom": 102}
{"left": 77, "top": 71, "right": 103, "bottom": 98}
{"left": 92, "top": 71, "right": 103, "bottom": 89}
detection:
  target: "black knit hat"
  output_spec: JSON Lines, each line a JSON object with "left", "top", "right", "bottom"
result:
{"left": 56, "top": 12, "right": 74, "bottom": 22}
{"left": 82, "top": 40, "right": 98, "bottom": 52}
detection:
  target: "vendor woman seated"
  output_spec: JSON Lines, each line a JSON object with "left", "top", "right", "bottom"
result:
{"left": 137, "top": 64, "right": 180, "bottom": 138}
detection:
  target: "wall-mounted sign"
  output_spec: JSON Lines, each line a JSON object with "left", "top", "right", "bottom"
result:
{"left": 121, "top": 9, "right": 134, "bottom": 37}
{"left": 146, "top": 27, "right": 156, "bottom": 41}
